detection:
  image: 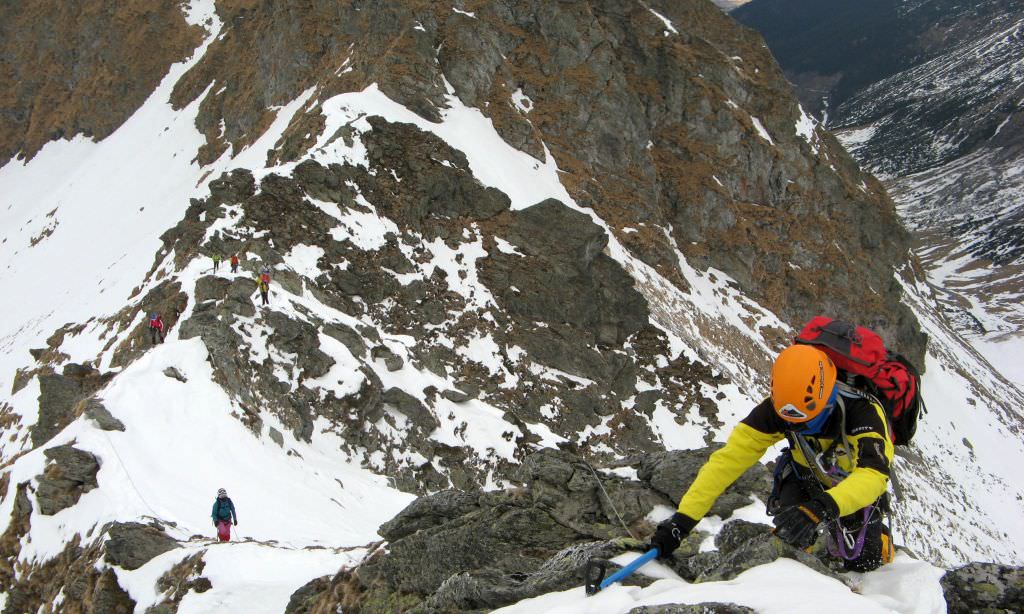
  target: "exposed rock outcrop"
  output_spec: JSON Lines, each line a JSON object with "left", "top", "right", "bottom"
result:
{"left": 35, "top": 444, "right": 100, "bottom": 516}
{"left": 162, "top": 0, "right": 923, "bottom": 361}
{"left": 33, "top": 364, "right": 113, "bottom": 447}
{"left": 81, "top": 397, "right": 126, "bottom": 432}
{"left": 0, "top": 1, "right": 203, "bottom": 164}
{"left": 104, "top": 522, "right": 180, "bottom": 571}
{"left": 147, "top": 552, "right": 212, "bottom": 612}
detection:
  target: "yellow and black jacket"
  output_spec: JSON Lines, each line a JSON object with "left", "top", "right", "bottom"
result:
{"left": 677, "top": 393, "right": 894, "bottom": 521}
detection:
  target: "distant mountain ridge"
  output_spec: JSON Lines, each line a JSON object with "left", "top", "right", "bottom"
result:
{"left": 735, "top": 0, "right": 1024, "bottom": 387}
{"left": 733, "top": 0, "right": 1011, "bottom": 117}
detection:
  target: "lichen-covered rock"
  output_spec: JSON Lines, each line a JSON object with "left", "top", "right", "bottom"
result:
{"left": 360, "top": 504, "right": 581, "bottom": 597}
{"left": 714, "top": 519, "right": 772, "bottom": 557}
{"left": 92, "top": 568, "right": 137, "bottom": 614}
{"left": 104, "top": 522, "right": 179, "bottom": 571}
{"left": 941, "top": 562, "right": 1024, "bottom": 613}
{"left": 35, "top": 445, "right": 100, "bottom": 515}
{"left": 371, "top": 345, "right": 404, "bottom": 372}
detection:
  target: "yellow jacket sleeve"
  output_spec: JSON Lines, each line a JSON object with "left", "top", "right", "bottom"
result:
{"left": 825, "top": 430, "right": 894, "bottom": 516}
{"left": 678, "top": 422, "right": 783, "bottom": 520}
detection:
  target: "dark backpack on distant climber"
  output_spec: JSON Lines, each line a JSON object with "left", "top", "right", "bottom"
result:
{"left": 794, "top": 316, "right": 925, "bottom": 445}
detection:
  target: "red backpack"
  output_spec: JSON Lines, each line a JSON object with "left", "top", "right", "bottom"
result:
{"left": 795, "top": 316, "right": 925, "bottom": 445}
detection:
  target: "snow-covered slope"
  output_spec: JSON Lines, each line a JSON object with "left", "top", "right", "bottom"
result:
{"left": 0, "top": 1, "right": 1022, "bottom": 611}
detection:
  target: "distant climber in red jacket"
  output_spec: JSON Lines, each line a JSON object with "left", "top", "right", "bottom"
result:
{"left": 149, "top": 313, "right": 165, "bottom": 345}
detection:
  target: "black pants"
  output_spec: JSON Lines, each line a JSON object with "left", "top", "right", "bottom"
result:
{"left": 770, "top": 464, "right": 891, "bottom": 572}
{"left": 150, "top": 328, "right": 164, "bottom": 344}
{"left": 260, "top": 290, "right": 268, "bottom": 305}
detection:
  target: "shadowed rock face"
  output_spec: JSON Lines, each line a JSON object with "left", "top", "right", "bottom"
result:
{"left": 33, "top": 364, "right": 114, "bottom": 448}
{"left": 0, "top": 0, "right": 203, "bottom": 164}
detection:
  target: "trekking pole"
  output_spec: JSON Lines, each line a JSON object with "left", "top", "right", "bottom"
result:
{"left": 584, "top": 548, "right": 659, "bottom": 595}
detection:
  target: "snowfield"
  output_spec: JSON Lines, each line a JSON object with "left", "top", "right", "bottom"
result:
{"left": 494, "top": 553, "right": 946, "bottom": 614}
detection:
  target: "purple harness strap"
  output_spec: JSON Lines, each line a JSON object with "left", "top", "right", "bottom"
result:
{"left": 828, "top": 505, "right": 874, "bottom": 560}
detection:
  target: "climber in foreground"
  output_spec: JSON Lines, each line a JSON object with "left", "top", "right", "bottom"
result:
{"left": 211, "top": 488, "right": 238, "bottom": 542}
{"left": 649, "top": 344, "right": 896, "bottom": 572}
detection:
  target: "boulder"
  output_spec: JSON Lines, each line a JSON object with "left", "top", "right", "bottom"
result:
{"left": 381, "top": 387, "right": 439, "bottom": 431}
{"left": 372, "top": 345, "right": 404, "bottom": 372}
{"left": 194, "top": 275, "right": 231, "bottom": 303}
{"left": 941, "top": 562, "right": 1024, "bottom": 613}
{"left": 104, "top": 522, "right": 179, "bottom": 570}
{"left": 379, "top": 489, "right": 481, "bottom": 542}
{"left": 639, "top": 450, "right": 773, "bottom": 519}
{"left": 441, "top": 388, "right": 474, "bottom": 403}
{"left": 714, "top": 519, "right": 772, "bottom": 557}
{"left": 696, "top": 533, "right": 847, "bottom": 586}
{"left": 81, "top": 398, "right": 125, "bottom": 432}
{"left": 163, "top": 367, "right": 187, "bottom": 383}
{"left": 413, "top": 541, "right": 649, "bottom": 613}
{"left": 35, "top": 445, "right": 100, "bottom": 515}
{"left": 33, "top": 373, "right": 85, "bottom": 448}
{"left": 323, "top": 322, "right": 367, "bottom": 358}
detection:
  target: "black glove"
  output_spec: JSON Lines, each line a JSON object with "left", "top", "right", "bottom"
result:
{"left": 649, "top": 512, "right": 698, "bottom": 558}
{"left": 773, "top": 495, "right": 836, "bottom": 549}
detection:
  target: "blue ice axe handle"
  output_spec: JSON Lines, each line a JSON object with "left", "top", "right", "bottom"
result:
{"left": 584, "top": 548, "right": 660, "bottom": 595}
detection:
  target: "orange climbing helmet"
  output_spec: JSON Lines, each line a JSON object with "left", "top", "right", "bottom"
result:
{"left": 770, "top": 344, "right": 837, "bottom": 426}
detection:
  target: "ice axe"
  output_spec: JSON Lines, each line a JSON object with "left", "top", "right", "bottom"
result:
{"left": 584, "top": 548, "right": 659, "bottom": 595}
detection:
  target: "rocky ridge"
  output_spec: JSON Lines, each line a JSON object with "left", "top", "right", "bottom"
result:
{"left": 1, "top": 0, "right": 929, "bottom": 497}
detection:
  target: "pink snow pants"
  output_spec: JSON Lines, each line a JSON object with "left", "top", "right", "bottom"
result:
{"left": 217, "top": 520, "right": 231, "bottom": 542}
